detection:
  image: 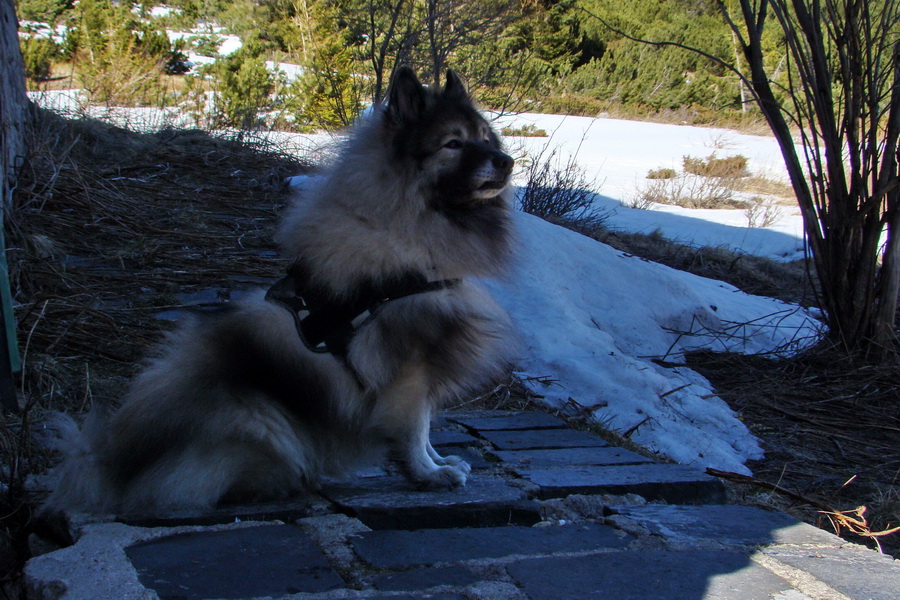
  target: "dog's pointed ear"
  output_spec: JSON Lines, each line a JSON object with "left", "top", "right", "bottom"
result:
{"left": 387, "top": 66, "right": 426, "bottom": 125}
{"left": 444, "top": 69, "right": 469, "bottom": 99}
{"left": 443, "top": 69, "right": 467, "bottom": 100}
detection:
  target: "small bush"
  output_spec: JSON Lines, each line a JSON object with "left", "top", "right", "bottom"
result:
{"left": 634, "top": 153, "right": 754, "bottom": 209}
{"left": 17, "top": 0, "right": 70, "bottom": 21}
{"left": 745, "top": 197, "right": 784, "bottom": 228}
{"left": 179, "top": 73, "right": 210, "bottom": 128}
{"left": 531, "top": 94, "right": 610, "bottom": 117}
{"left": 20, "top": 37, "right": 58, "bottom": 85}
{"left": 646, "top": 167, "right": 677, "bottom": 180}
{"left": 518, "top": 145, "right": 607, "bottom": 234}
{"left": 634, "top": 172, "right": 746, "bottom": 209}
{"left": 78, "top": 46, "right": 166, "bottom": 106}
{"left": 682, "top": 154, "right": 749, "bottom": 178}
{"left": 192, "top": 34, "right": 222, "bottom": 58}
{"left": 212, "top": 51, "right": 276, "bottom": 129}
{"left": 501, "top": 123, "right": 548, "bottom": 137}
{"left": 68, "top": 0, "right": 171, "bottom": 106}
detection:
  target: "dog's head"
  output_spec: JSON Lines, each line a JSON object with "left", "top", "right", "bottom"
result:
{"left": 384, "top": 67, "right": 514, "bottom": 212}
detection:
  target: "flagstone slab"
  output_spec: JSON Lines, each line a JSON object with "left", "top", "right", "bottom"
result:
{"left": 371, "top": 565, "right": 482, "bottom": 591}
{"left": 116, "top": 496, "right": 318, "bottom": 529}
{"left": 761, "top": 545, "right": 900, "bottom": 600}
{"left": 125, "top": 525, "right": 343, "bottom": 599}
{"left": 429, "top": 430, "right": 480, "bottom": 448}
{"left": 490, "top": 446, "right": 653, "bottom": 467}
{"left": 321, "top": 475, "right": 539, "bottom": 530}
{"left": 352, "top": 523, "right": 630, "bottom": 568}
{"left": 609, "top": 504, "right": 845, "bottom": 548}
{"left": 478, "top": 428, "right": 609, "bottom": 450}
{"left": 506, "top": 551, "right": 795, "bottom": 600}
{"left": 515, "top": 463, "right": 726, "bottom": 503}
{"left": 449, "top": 412, "right": 569, "bottom": 431}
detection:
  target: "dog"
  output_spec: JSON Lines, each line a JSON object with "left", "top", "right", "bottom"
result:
{"left": 44, "top": 66, "right": 516, "bottom": 514}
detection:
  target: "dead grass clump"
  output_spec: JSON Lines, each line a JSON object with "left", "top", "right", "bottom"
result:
{"left": 2, "top": 108, "right": 309, "bottom": 592}
{"left": 742, "top": 174, "right": 795, "bottom": 200}
{"left": 500, "top": 123, "right": 548, "bottom": 137}
{"left": 447, "top": 372, "right": 545, "bottom": 412}
{"left": 682, "top": 154, "right": 749, "bottom": 179}
{"left": 688, "top": 347, "right": 900, "bottom": 558}
{"left": 646, "top": 167, "right": 677, "bottom": 180}
{"left": 596, "top": 229, "right": 814, "bottom": 306}
{"left": 9, "top": 109, "right": 308, "bottom": 414}
{"left": 634, "top": 154, "right": 752, "bottom": 210}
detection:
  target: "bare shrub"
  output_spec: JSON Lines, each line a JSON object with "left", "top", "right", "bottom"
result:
{"left": 634, "top": 153, "right": 755, "bottom": 210}
{"left": 707, "top": 132, "right": 737, "bottom": 150}
{"left": 634, "top": 170, "right": 745, "bottom": 209}
{"left": 745, "top": 197, "right": 784, "bottom": 228}
{"left": 626, "top": 191, "right": 656, "bottom": 210}
{"left": 518, "top": 144, "right": 607, "bottom": 234}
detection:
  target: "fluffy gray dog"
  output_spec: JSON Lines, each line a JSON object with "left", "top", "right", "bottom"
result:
{"left": 45, "top": 66, "right": 515, "bottom": 513}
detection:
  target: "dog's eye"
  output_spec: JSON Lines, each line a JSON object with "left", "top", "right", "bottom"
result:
{"left": 443, "top": 139, "right": 463, "bottom": 150}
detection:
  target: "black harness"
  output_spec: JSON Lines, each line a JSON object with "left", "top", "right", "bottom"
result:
{"left": 265, "top": 263, "right": 460, "bottom": 361}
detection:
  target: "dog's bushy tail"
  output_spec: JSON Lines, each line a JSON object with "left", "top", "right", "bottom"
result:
{"left": 39, "top": 412, "right": 113, "bottom": 514}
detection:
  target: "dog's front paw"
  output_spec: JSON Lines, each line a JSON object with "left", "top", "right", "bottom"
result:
{"left": 411, "top": 464, "right": 468, "bottom": 489}
{"left": 430, "top": 464, "right": 468, "bottom": 488}
{"left": 437, "top": 455, "right": 472, "bottom": 475}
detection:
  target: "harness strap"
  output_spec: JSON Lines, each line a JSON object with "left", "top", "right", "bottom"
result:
{"left": 265, "top": 264, "right": 460, "bottom": 362}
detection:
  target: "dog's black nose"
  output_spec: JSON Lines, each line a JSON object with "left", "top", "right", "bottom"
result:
{"left": 492, "top": 152, "right": 514, "bottom": 174}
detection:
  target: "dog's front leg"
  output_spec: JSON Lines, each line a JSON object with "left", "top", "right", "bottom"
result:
{"left": 371, "top": 363, "right": 469, "bottom": 488}
{"left": 427, "top": 440, "right": 472, "bottom": 473}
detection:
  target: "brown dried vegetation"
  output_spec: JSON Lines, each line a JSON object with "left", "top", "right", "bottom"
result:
{"left": 1, "top": 109, "right": 307, "bottom": 595}
{"left": 689, "top": 348, "right": 900, "bottom": 558}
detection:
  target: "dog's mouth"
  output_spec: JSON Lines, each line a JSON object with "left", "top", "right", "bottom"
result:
{"left": 478, "top": 179, "right": 507, "bottom": 191}
{"left": 470, "top": 178, "right": 509, "bottom": 200}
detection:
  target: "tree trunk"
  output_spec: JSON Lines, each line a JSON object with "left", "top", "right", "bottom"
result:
{"left": 0, "top": 0, "right": 27, "bottom": 411}
{"left": 735, "top": 0, "right": 900, "bottom": 356}
{"left": 731, "top": 30, "right": 748, "bottom": 112}
{"left": 2, "top": 0, "right": 27, "bottom": 199}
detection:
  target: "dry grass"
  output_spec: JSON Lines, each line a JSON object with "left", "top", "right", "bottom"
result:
{"left": 8, "top": 109, "right": 307, "bottom": 411}
{"left": 742, "top": 174, "right": 796, "bottom": 201}
{"left": 0, "top": 108, "right": 308, "bottom": 595}
{"left": 595, "top": 228, "right": 814, "bottom": 306}
{"left": 688, "top": 348, "right": 900, "bottom": 557}
{"left": 633, "top": 155, "right": 752, "bottom": 210}
{"left": 634, "top": 154, "right": 797, "bottom": 213}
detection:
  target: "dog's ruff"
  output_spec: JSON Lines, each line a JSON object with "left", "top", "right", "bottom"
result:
{"left": 44, "top": 67, "right": 515, "bottom": 514}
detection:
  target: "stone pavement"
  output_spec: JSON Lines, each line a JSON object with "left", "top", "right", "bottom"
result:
{"left": 25, "top": 410, "right": 900, "bottom": 599}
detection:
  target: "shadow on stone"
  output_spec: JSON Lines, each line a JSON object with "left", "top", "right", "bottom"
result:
{"left": 126, "top": 525, "right": 343, "bottom": 599}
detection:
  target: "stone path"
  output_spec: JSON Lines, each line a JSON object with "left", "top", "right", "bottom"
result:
{"left": 25, "top": 410, "right": 900, "bottom": 599}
